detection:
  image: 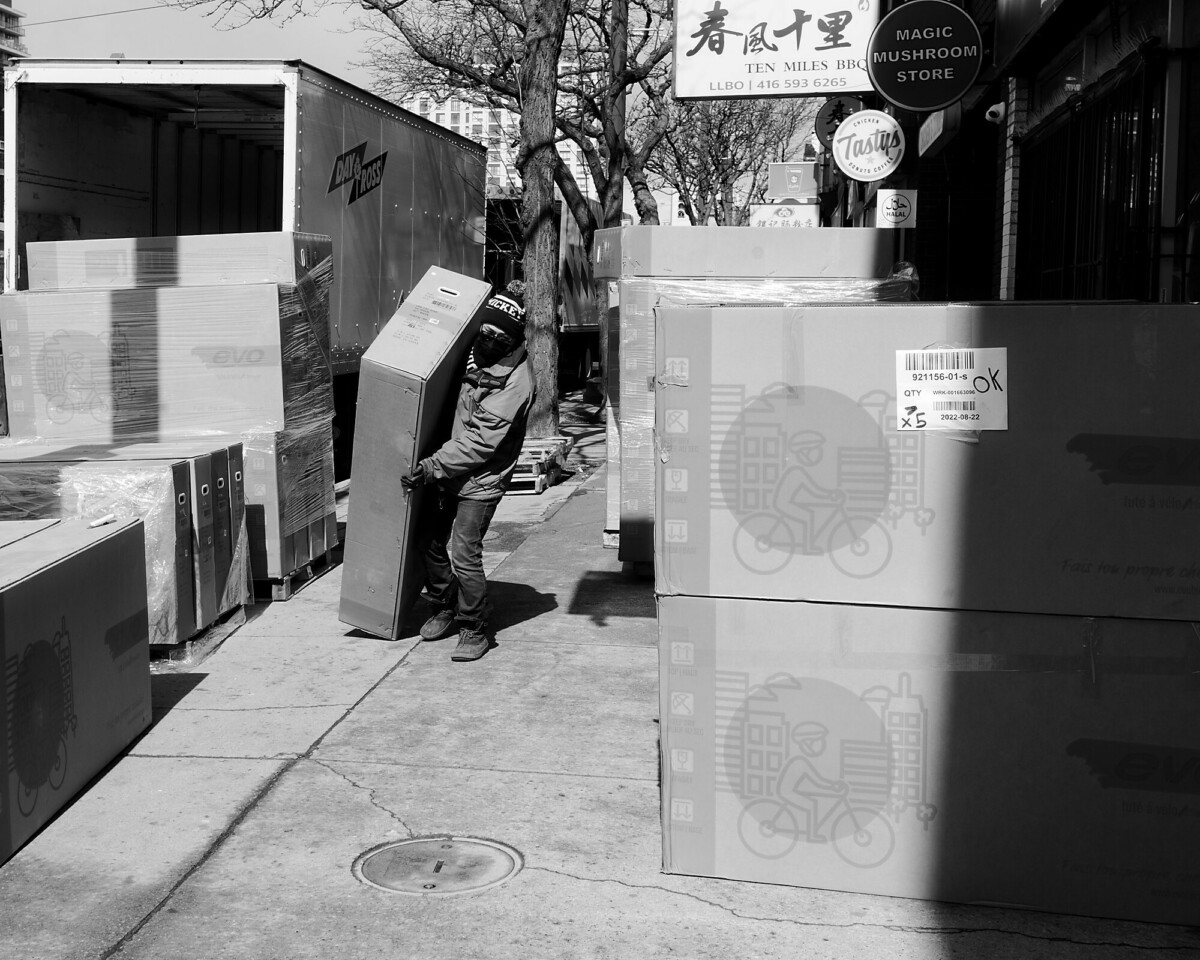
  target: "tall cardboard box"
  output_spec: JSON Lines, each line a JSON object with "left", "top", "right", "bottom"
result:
{"left": 26, "top": 232, "right": 331, "bottom": 291}
{"left": 339, "top": 267, "right": 492, "bottom": 639}
{"left": 242, "top": 422, "right": 336, "bottom": 580}
{"left": 658, "top": 594, "right": 1200, "bottom": 926}
{"left": 1, "top": 518, "right": 151, "bottom": 864}
{"left": 654, "top": 301, "right": 1200, "bottom": 621}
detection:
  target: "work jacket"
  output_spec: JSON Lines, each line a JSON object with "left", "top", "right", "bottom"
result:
{"left": 420, "top": 343, "right": 535, "bottom": 501}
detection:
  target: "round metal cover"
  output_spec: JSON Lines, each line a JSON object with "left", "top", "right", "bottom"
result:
{"left": 353, "top": 836, "right": 522, "bottom": 896}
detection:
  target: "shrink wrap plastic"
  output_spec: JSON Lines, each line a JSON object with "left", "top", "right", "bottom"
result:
{"left": 615, "top": 275, "right": 916, "bottom": 562}
{"left": 26, "top": 231, "right": 333, "bottom": 292}
{"left": 0, "top": 256, "right": 333, "bottom": 441}
{"left": 0, "top": 236, "right": 336, "bottom": 608}
{"left": 0, "top": 458, "right": 249, "bottom": 644}
{"left": 242, "top": 417, "right": 336, "bottom": 579}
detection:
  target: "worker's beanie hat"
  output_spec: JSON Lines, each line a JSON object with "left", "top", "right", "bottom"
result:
{"left": 474, "top": 290, "right": 527, "bottom": 341}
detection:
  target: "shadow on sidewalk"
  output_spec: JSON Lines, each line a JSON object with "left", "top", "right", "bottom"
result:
{"left": 567, "top": 570, "right": 655, "bottom": 626}
{"left": 150, "top": 672, "right": 208, "bottom": 723}
{"left": 488, "top": 579, "right": 559, "bottom": 632}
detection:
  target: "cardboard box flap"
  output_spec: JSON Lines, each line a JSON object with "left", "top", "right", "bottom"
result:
{"left": 0, "top": 519, "right": 60, "bottom": 549}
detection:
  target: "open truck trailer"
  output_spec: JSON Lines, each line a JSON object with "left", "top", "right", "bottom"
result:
{"left": 2, "top": 59, "right": 487, "bottom": 477}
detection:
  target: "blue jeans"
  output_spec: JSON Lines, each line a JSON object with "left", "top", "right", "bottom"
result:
{"left": 420, "top": 490, "right": 500, "bottom": 627}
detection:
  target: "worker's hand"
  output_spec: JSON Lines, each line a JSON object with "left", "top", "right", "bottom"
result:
{"left": 400, "top": 461, "right": 427, "bottom": 494}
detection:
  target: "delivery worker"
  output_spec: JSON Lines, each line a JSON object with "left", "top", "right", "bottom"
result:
{"left": 400, "top": 287, "right": 534, "bottom": 662}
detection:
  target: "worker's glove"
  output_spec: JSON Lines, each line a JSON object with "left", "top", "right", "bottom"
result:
{"left": 400, "top": 460, "right": 428, "bottom": 494}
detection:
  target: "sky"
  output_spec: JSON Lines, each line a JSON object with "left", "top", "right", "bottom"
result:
{"left": 23, "top": 1, "right": 379, "bottom": 90}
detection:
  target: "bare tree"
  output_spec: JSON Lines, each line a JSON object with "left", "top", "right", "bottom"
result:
{"left": 181, "top": 0, "right": 672, "bottom": 437}
{"left": 359, "top": 0, "right": 673, "bottom": 247}
{"left": 644, "top": 98, "right": 819, "bottom": 226}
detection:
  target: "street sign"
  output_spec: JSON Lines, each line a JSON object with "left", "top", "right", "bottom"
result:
{"left": 813, "top": 96, "right": 864, "bottom": 147}
{"left": 830, "top": 109, "right": 905, "bottom": 182}
{"left": 867, "top": 0, "right": 983, "bottom": 112}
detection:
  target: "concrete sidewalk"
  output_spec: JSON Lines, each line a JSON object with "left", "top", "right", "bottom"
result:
{"left": 1, "top": 467, "right": 1196, "bottom": 959}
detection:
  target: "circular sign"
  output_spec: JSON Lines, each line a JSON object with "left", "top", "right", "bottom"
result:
{"left": 879, "top": 191, "right": 914, "bottom": 226}
{"left": 867, "top": 0, "right": 984, "bottom": 113}
{"left": 814, "top": 96, "right": 864, "bottom": 147}
{"left": 830, "top": 110, "right": 905, "bottom": 182}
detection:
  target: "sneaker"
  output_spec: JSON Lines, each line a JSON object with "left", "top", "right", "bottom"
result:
{"left": 419, "top": 606, "right": 457, "bottom": 641}
{"left": 450, "top": 626, "right": 490, "bottom": 662}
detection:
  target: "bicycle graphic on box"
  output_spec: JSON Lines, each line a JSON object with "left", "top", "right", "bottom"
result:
{"left": 719, "top": 386, "right": 934, "bottom": 578}
{"left": 726, "top": 673, "right": 938, "bottom": 869}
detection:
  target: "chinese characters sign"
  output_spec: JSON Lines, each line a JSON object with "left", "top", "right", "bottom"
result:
{"left": 748, "top": 203, "right": 821, "bottom": 228}
{"left": 674, "top": 0, "right": 880, "bottom": 100}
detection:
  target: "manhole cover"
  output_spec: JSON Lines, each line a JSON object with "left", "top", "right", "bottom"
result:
{"left": 352, "top": 836, "right": 523, "bottom": 896}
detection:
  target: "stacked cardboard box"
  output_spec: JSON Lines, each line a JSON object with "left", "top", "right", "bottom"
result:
{"left": 654, "top": 299, "right": 1200, "bottom": 924}
{"left": 338, "top": 267, "right": 492, "bottom": 640}
{"left": 0, "top": 232, "right": 337, "bottom": 594}
{"left": 0, "top": 438, "right": 248, "bottom": 645}
{"left": 592, "top": 226, "right": 903, "bottom": 562}
{"left": 1, "top": 517, "right": 151, "bottom": 864}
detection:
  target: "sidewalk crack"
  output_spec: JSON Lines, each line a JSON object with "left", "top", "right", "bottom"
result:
{"left": 311, "top": 758, "right": 414, "bottom": 837}
{"left": 524, "top": 867, "right": 1195, "bottom": 951}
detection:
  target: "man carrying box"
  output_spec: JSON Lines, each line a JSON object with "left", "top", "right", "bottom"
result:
{"left": 400, "top": 289, "right": 534, "bottom": 662}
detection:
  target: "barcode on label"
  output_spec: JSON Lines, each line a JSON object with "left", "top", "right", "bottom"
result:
{"left": 904, "top": 350, "right": 975, "bottom": 371}
{"left": 934, "top": 400, "right": 976, "bottom": 411}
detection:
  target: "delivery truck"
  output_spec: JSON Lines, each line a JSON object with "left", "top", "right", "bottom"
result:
{"left": 2, "top": 58, "right": 487, "bottom": 475}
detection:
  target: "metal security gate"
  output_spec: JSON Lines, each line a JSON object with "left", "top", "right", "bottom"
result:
{"left": 1016, "top": 57, "right": 1165, "bottom": 301}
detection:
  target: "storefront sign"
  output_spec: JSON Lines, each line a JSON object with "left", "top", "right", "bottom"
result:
{"left": 876, "top": 189, "right": 917, "bottom": 228}
{"left": 831, "top": 109, "right": 905, "bottom": 182}
{"left": 748, "top": 203, "right": 821, "bottom": 228}
{"left": 867, "top": 0, "right": 983, "bottom": 112}
{"left": 673, "top": 0, "right": 880, "bottom": 100}
{"left": 918, "top": 102, "right": 961, "bottom": 157}
{"left": 767, "top": 162, "right": 818, "bottom": 200}
{"left": 813, "top": 96, "right": 864, "bottom": 147}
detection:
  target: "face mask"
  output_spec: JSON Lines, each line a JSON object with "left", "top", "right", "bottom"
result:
{"left": 473, "top": 332, "right": 513, "bottom": 366}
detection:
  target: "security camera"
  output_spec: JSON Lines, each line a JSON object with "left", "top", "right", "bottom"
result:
{"left": 985, "top": 103, "right": 1006, "bottom": 125}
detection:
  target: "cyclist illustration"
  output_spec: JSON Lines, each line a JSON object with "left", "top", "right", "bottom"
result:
{"left": 7, "top": 618, "right": 77, "bottom": 817}
{"left": 737, "top": 717, "right": 896, "bottom": 868}
{"left": 774, "top": 721, "right": 849, "bottom": 842}
{"left": 40, "top": 332, "right": 115, "bottom": 425}
{"left": 772, "top": 432, "right": 847, "bottom": 555}
{"left": 731, "top": 424, "right": 892, "bottom": 579}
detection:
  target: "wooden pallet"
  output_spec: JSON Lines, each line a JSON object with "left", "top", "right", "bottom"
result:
{"left": 507, "top": 436, "right": 575, "bottom": 495}
{"left": 253, "top": 548, "right": 338, "bottom": 602}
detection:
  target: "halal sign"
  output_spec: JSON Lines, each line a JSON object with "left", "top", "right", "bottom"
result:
{"left": 831, "top": 110, "right": 905, "bottom": 182}
{"left": 867, "top": 0, "right": 983, "bottom": 113}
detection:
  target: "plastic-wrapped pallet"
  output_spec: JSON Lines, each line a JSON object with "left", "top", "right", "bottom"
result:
{"left": 0, "top": 458, "right": 205, "bottom": 645}
{"left": 0, "top": 232, "right": 337, "bottom": 593}
{"left": 614, "top": 275, "right": 916, "bottom": 563}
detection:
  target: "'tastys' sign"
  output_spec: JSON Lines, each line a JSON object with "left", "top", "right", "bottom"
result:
{"left": 867, "top": 0, "right": 983, "bottom": 112}
{"left": 831, "top": 110, "right": 905, "bottom": 182}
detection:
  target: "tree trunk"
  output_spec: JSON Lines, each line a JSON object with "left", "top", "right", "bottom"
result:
{"left": 518, "top": 0, "right": 569, "bottom": 439}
